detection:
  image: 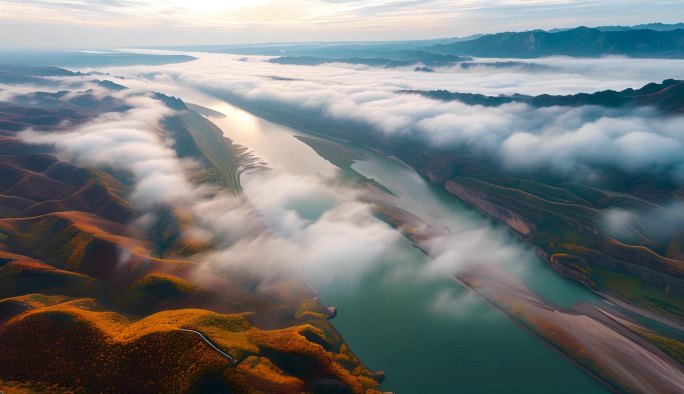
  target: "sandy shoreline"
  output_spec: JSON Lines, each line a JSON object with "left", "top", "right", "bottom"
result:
{"left": 367, "top": 192, "right": 684, "bottom": 392}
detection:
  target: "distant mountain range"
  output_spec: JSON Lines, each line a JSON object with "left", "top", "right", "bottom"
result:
{"left": 549, "top": 22, "right": 684, "bottom": 33}
{"left": 401, "top": 79, "right": 684, "bottom": 114}
{"left": 145, "top": 23, "right": 684, "bottom": 60}
{"left": 144, "top": 35, "right": 482, "bottom": 58}
{"left": 268, "top": 52, "right": 472, "bottom": 68}
{"left": 429, "top": 27, "right": 684, "bottom": 58}
{"left": 212, "top": 25, "right": 684, "bottom": 69}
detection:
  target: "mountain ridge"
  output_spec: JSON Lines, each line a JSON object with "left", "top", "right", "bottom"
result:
{"left": 429, "top": 27, "right": 684, "bottom": 58}
{"left": 401, "top": 79, "right": 684, "bottom": 114}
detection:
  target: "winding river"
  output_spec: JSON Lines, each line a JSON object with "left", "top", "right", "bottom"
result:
{"left": 195, "top": 98, "right": 608, "bottom": 393}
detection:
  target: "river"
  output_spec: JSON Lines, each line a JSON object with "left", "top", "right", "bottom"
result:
{"left": 194, "top": 97, "right": 607, "bottom": 393}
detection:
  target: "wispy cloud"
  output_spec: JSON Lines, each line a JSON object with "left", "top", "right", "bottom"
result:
{"left": 13, "top": 80, "right": 406, "bottom": 291}
{"left": 106, "top": 52, "right": 684, "bottom": 184}
{"left": 1, "top": 0, "right": 683, "bottom": 47}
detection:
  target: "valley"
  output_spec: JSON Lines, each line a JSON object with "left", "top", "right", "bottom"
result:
{"left": 2, "top": 12, "right": 684, "bottom": 392}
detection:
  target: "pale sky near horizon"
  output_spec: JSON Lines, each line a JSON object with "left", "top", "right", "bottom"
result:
{"left": 1, "top": 0, "right": 683, "bottom": 49}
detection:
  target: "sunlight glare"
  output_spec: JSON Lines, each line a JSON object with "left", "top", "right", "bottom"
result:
{"left": 167, "top": 0, "right": 265, "bottom": 14}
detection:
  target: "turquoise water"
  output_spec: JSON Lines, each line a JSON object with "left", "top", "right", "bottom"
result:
{"left": 352, "top": 149, "right": 603, "bottom": 310}
{"left": 194, "top": 98, "right": 608, "bottom": 393}
{"left": 320, "top": 255, "right": 604, "bottom": 393}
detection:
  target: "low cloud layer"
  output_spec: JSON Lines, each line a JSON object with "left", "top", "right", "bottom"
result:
{"left": 15, "top": 85, "right": 407, "bottom": 291}
{"left": 604, "top": 201, "right": 684, "bottom": 244}
{"left": 20, "top": 93, "right": 205, "bottom": 209}
{"left": 431, "top": 288, "right": 481, "bottom": 318}
{"left": 100, "top": 52, "right": 684, "bottom": 183}
{"left": 193, "top": 171, "right": 408, "bottom": 289}
{"left": 13, "top": 50, "right": 684, "bottom": 308}
{"left": 8, "top": 69, "right": 540, "bottom": 304}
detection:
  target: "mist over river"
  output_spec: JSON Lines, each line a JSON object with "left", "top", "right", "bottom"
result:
{"left": 4, "top": 3, "right": 684, "bottom": 391}
{"left": 89, "top": 57, "right": 621, "bottom": 392}
{"left": 189, "top": 97, "right": 608, "bottom": 393}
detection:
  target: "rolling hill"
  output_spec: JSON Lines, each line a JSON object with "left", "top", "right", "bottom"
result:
{"left": 0, "top": 67, "right": 383, "bottom": 394}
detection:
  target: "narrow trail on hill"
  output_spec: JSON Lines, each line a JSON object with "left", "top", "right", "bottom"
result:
{"left": 179, "top": 328, "right": 238, "bottom": 366}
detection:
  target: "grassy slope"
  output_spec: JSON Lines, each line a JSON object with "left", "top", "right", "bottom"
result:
{"left": 165, "top": 109, "right": 254, "bottom": 194}
{"left": 0, "top": 88, "right": 382, "bottom": 393}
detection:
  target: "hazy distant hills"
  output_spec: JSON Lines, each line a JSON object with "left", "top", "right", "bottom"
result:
{"left": 0, "top": 51, "right": 196, "bottom": 68}
{"left": 269, "top": 52, "right": 472, "bottom": 68}
{"left": 549, "top": 22, "right": 684, "bottom": 33}
{"left": 145, "top": 35, "right": 482, "bottom": 58}
{"left": 0, "top": 65, "right": 84, "bottom": 86}
{"left": 145, "top": 23, "right": 684, "bottom": 61}
{"left": 402, "top": 79, "right": 684, "bottom": 114}
{"left": 429, "top": 27, "right": 684, "bottom": 58}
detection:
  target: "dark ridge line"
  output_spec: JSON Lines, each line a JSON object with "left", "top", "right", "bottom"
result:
{"left": 398, "top": 79, "right": 684, "bottom": 114}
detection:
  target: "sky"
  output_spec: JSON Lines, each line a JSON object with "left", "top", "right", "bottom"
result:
{"left": 1, "top": 0, "right": 683, "bottom": 48}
